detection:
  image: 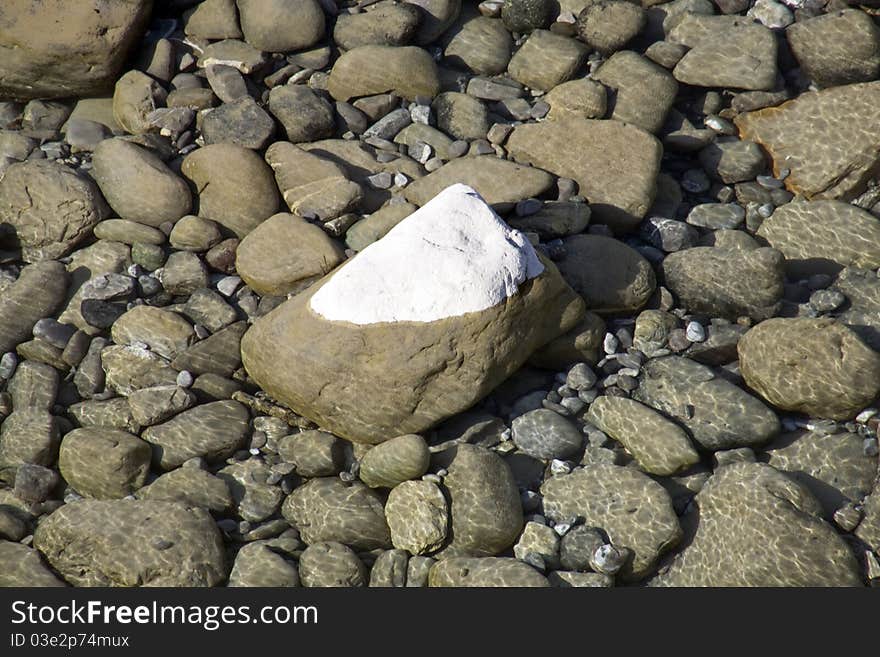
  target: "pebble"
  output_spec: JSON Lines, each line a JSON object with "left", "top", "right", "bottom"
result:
{"left": 685, "top": 321, "right": 706, "bottom": 343}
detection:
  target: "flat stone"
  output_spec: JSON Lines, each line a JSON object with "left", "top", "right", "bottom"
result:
{"left": 298, "top": 541, "right": 367, "bottom": 587}
{"left": 652, "top": 463, "right": 862, "bottom": 586}
{"left": 511, "top": 409, "right": 583, "bottom": 460}
{"left": 556, "top": 234, "right": 656, "bottom": 315}
{"left": 404, "top": 156, "right": 553, "bottom": 206}
{"left": 93, "top": 219, "right": 166, "bottom": 245}
{"left": 586, "top": 396, "right": 699, "bottom": 475}
{"left": 786, "top": 9, "right": 880, "bottom": 89}
{"left": 429, "top": 557, "right": 549, "bottom": 587}
{"left": 633, "top": 355, "right": 780, "bottom": 450}
{"left": 141, "top": 400, "right": 250, "bottom": 470}
{"left": 576, "top": 0, "right": 646, "bottom": 54}
{"left": 58, "top": 428, "right": 151, "bottom": 499}
{"left": 201, "top": 96, "right": 276, "bottom": 150}
{"left": 181, "top": 144, "right": 280, "bottom": 237}
{"left": 268, "top": 86, "right": 334, "bottom": 144}
{"left": 128, "top": 385, "right": 196, "bottom": 427}
{"left": 236, "top": 212, "right": 345, "bottom": 296}
{"left": 111, "top": 305, "right": 194, "bottom": 360}
{"left": 660, "top": 247, "right": 784, "bottom": 320}
{"left": 327, "top": 45, "right": 441, "bottom": 102}
{"left": 544, "top": 78, "right": 607, "bottom": 120}
{"left": 137, "top": 467, "right": 233, "bottom": 513}
{"left": 264, "top": 141, "right": 363, "bottom": 221}
{"left": 34, "top": 499, "right": 226, "bottom": 587}
{"left": 0, "top": 160, "right": 107, "bottom": 261}
{"left": 282, "top": 477, "right": 391, "bottom": 550}
{"left": 170, "top": 322, "right": 247, "bottom": 377}
{"left": 593, "top": 50, "right": 677, "bottom": 134}
{"left": 756, "top": 200, "right": 880, "bottom": 277}
{"left": 541, "top": 464, "right": 682, "bottom": 580}
{"left": 385, "top": 480, "right": 449, "bottom": 555}
{"left": 228, "top": 542, "right": 300, "bottom": 587}
{"left": 359, "top": 434, "right": 431, "bottom": 488}
{"left": 432, "top": 444, "right": 523, "bottom": 558}
{"left": 738, "top": 318, "right": 880, "bottom": 421}
{"left": 217, "top": 460, "right": 283, "bottom": 522}
{"left": 445, "top": 16, "right": 513, "bottom": 75}
{"left": 507, "top": 30, "right": 588, "bottom": 92}
{"left": 432, "top": 92, "right": 490, "bottom": 141}
{"left": 735, "top": 82, "right": 880, "bottom": 201}
{"left": 237, "top": 0, "right": 325, "bottom": 52}
{"left": 334, "top": 2, "right": 421, "bottom": 49}
{"left": 0, "top": 261, "right": 68, "bottom": 354}
{"left": 277, "top": 430, "right": 344, "bottom": 478}
{"left": 183, "top": 0, "right": 243, "bottom": 40}
{"left": 507, "top": 118, "right": 661, "bottom": 232}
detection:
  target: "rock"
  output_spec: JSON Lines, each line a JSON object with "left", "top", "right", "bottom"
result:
{"left": 832, "top": 267, "right": 880, "bottom": 351}
{"left": 198, "top": 39, "right": 266, "bottom": 74}
{"left": 282, "top": 477, "right": 391, "bottom": 550}
{"left": 670, "top": 15, "right": 778, "bottom": 90}
{"left": 277, "top": 430, "right": 344, "bottom": 478}
{"left": 432, "top": 92, "right": 490, "bottom": 141}
{"left": 502, "top": 0, "right": 552, "bottom": 32}
{"left": 514, "top": 520, "right": 560, "bottom": 569}
{"left": 593, "top": 51, "right": 677, "bottom": 134}
{"left": 327, "top": 46, "right": 441, "bottom": 101}
{"left": 91, "top": 139, "right": 191, "bottom": 227}
{"left": 171, "top": 321, "right": 246, "bottom": 377}
{"left": 69, "top": 397, "right": 139, "bottom": 433}
{"left": 686, "top": 203, "right": 745, "bottom": 230}
{"left": 445, "top": 16, "right": 513, "bottom": 75}
{"left": 0, "top": 261, "right": 68, "bottom": 354}
{"left": 359, "top": 435, "right": 431, "bottom": 488}
{"left": 511, "top": 409, "right": 583, "bottom": 460}
{"left": 0, "top": 1, "right": 152, "bottom": 100}
{"left": 508, "top": 201, "right": 590, "bottom": 240}
{"left": 93, "top": 220, "right": 165, "bottom": 245}
{"left": 346, "top": 203, "right": 417, "bottom": 251}
{"left": 586, "top": 397, "right": 699, "bottom": 476}
{"left": 183, "top": 0, "right": 243, "bottom": 40}
{"left": 734, "top": 82, "right": 880, "bottom": 201}
{"left": 764, "top": 430, "right": 877, "bottom": 519}
{"left": 433, "top": 444, "right": 523, "bottom": 557}
{"left": 507, "top": 118, "right": 661, "bottom": 232}
{"left": 406, "top": 157, "right": 553, "bottom": 208}
{"left": 576, "top": 0, "right": 646, "bottom": 54}
{"left": 201, "top": 96, "right": 276, "bottom": 150}
{"left": 549, "top": 571, "right": 614, "bottom": 587}
{"left": 242, "top": 185, "right": 583, "bottom": 442}
{"left": 101, "top": 344, "right": 178, "bottom": 396}
{"left": 405, "top": 0, "right": 461, "bottom": 44}
{"left": 160, "top": 251, "right": 209, "bottom": 296}
{"left": 541, "top": 464, "right": 681, "bottom": 580}
{"left": 141, "top": 400, "right": 251, "bottom": 470}
{"left": 429, "top": 557, "right": 549, "bottom": 586}
{"left": 544, "top": 78, "right": 607, "bottom": 120}
{"left": 556, "top": 235, "right": 656, "bottom": 315}
{"left": 369, "top": 549, "right": 408, "bottom": 587}
{"left": 0, "top": 541, "right": 65, "bottom": 587}
{"left": 112, "top": 70, "right": 167, "bottom": 135}
{"left": 111, "top": 306, "right": 194, "bottom": 360}
{"left": 181, "top": 144, "right": 280, "bottom": 237}
{"left": 298, "top": 542, "right": 367, "bottom": 587}
{"left": 268, "top": 86, "right": 335, "bottom": 144}
{"left": 34, "top": 500, "right": 226, "bottom": 587}
{"left": 334, "top": 2, "right": 422, "bottom": 49}
{"left": 0, "top": 409, "right": 60, "bottom": 473}
{"left": 217, "top": 460, "right": 283, "bottom": 522}
{"left": 235, "top": 213, "right": 345, "bottom": 296}
{"left": 756, "top": 201, "right": 880, "bottom": 277}
{"left": 652, "top": 463, "right": 862, "bottom": 586}
{"left": 169, "top": 215, "right": 222, "bottom": 252}
{"left": 236, "top": 0, "right": 325, "bottom": 52}
{"left": 228, "top": 542, "right": 300, "bottom": 587}
{"left": 0, "top": 160, "right": 107, "bottom": 261}
{"left": 385, "top": 480, "right": 449, "bottom": 555}
{"left": 128, "top": 385, "right": 196, "bottom": 426}
{"left": 507, "top": 30, "right": 588, "bottom": 92}
{"left": 660, "top": 247, "right": 784, "bottom": 321}
{"left": 264, "top": 141, "right": 363, "bottom": 221}
{"left": 738, "top": 318, "right": 880, "bottom": 421}
{"left": 699, "top": 140, "right": 766, "bottom": 184}
{"left": 528, "top": 311, "right": 605, "bottom": 368}
{"left": 856, "top": 493, "right": 880, "bottom": 553}
{"left": 786, "top": 9, "right": 880, "bottom": 89}
{"left": 633, "top": 356, "right": 780, "bottom": 450}
{"left": 58, "top": 428, "right": 151, "bottom": 499}
{"left": 137, "top": 467, "right": 233, "bottom": 513}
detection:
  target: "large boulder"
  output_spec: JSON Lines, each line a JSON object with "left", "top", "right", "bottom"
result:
{"left": 241, "top": 184, "right": 584, "bottom": 443}
{"left": 506, "top": 117, "right": 661, "bottom": 232}
{"left": 735, "top": 81, "right": 880, "bottom": 201}
{"left": 738, "top": 318, "right": 880, "bottom": 421}
{"left": 0, "top": 160, "right": 108, "bottom": 261}
{"left": 33, "top": 499, "right": 227, "bottom": 587}
{"left": 652, "top": 463, "right": 863, "bottom": 586}
{"left": 0, "top": 1, "right": 153, "bottom": 100}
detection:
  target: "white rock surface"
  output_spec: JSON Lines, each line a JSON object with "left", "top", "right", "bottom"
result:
{"left": 309, "top": 184, "right": 544, "bottom": 324}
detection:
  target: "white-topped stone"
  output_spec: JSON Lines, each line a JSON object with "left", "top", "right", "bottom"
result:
{"left": 309, "top": 184, "right": 544, "bottom": 324}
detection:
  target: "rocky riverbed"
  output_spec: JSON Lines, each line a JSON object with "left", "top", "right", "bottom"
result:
{"left": 1, "top": 0, "right": 879, "bottom": 588}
